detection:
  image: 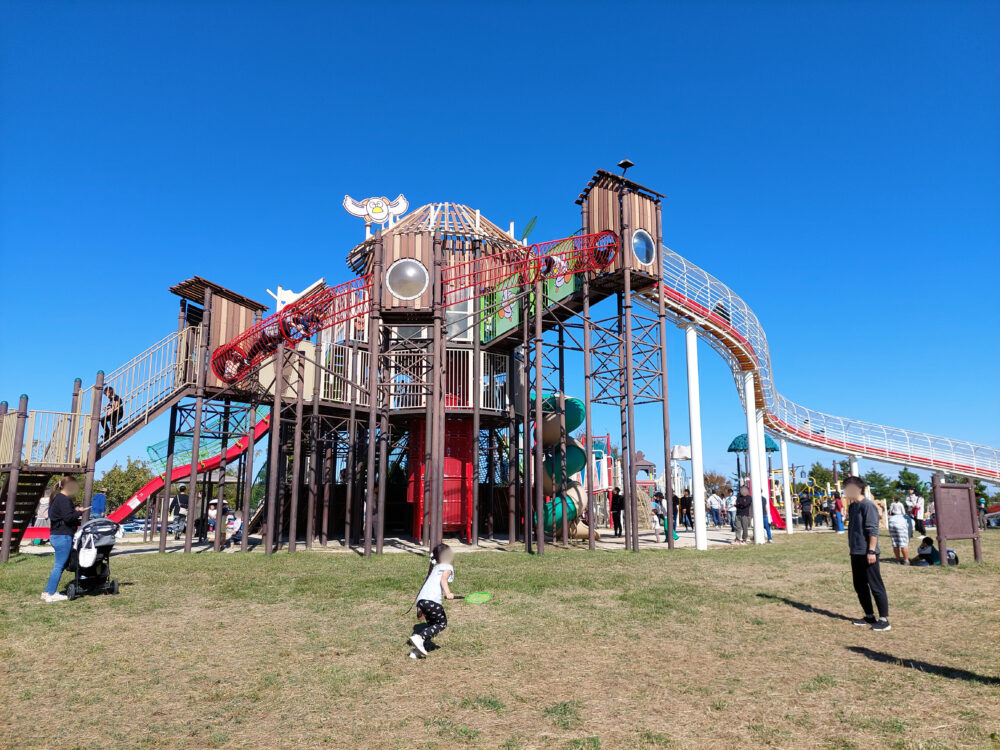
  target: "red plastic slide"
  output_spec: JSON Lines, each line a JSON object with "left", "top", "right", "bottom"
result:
{"left": 23, "top": 415, "right": 270, "bottom": 541}
{"left": 768, "top": 498, "right": 786, "bottom": 530}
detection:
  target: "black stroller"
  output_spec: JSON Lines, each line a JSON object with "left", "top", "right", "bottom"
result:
{"left": 66, "top": 518, "right": 121, "bottom": 599}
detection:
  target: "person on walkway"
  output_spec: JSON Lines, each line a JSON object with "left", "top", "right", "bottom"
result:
{"left": 100, "top": 386, "right": 124, "bottom": 441}
{"left": 760, "top": 494, "right": 773, "bottom": 543}
{"left": 845, "top": 476, "right": 890, "bottom": 631}
{"left": 832, "top": 492, "right": 845, "bottom": 533}
{"left": 169, "top": 484, "right": 190, "bottom": 540}
{"left": 707, "top": 491, "right": 723, "bottom": 527}
{"left": 679, "top": 490, "right": 693, "bottom": 531}
{"left": 887, "top": 499, "right": 910, "bottom": 565}
{"left": 41, "top": 476, "right": 83, "bottom": 603}
{"left": 904, "top": 490, "right": 917, "bottom": 537}
{"left": 724, "top": 488, "right": 736, "bottom": 532}
{"left": 650, "top": 491, "right": 664, "bottom": 543}
{"left": 610, "top": 487, "right": 624, "bottom": 537}
{"left": 912, "top": 492, "right": 926, "bottom": 535}
{"left": 799, "top": 493, "right": 813, "bottom": 531}
{"left": 734, "top": 485, "right": 752, "bottom": 544}
{"left": 978, "top": 495, "right": 988, "bottom": 530}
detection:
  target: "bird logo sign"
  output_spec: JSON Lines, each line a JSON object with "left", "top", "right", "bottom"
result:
{"left": 343, "top": 194, "right": 409, "bottom": 235}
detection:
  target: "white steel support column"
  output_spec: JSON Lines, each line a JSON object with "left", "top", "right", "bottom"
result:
{"left": 685, "top": 325, "right": 707, "bottom": 551}
{"left": 849, "top": 455, "right": 860, "bottom": 477}
{"left": 780, "top": 438, "right": 793, "bottom": 534}
{"left": 756, "top": 410, "right": 769, "bottom": 506}
{"left": 743, "top": 372, "right": 765, "bottom": 544}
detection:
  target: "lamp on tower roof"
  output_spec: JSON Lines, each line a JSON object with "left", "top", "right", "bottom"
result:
{"left": 617, "top": 158, "right": 634, "bottom": 177}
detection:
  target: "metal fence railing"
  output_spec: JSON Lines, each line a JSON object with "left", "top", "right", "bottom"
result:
{"left": 24, "top": 411, "right": 92, "bottom": 467}
{"left": 644, "top": 246, "right": 1000, "bottom": 481}
{"left": 79, "top": 326, "right": 200, "bottom": 447}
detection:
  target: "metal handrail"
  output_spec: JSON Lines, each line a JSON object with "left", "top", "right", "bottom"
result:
{"left": 640, "top": 246, "right": 1000, "bottom": 481}
{"left": 79, "top": 326, "right": 200, "bottom": 448}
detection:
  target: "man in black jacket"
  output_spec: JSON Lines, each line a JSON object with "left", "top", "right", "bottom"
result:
{"left": 610, "top": 488, "right": 624, "bottom": 537}
{"left": 845, "top": 475, "right": 890, "bottom": 631}
{"left": 734, "top": 485, "right": 753, "bottom": 545}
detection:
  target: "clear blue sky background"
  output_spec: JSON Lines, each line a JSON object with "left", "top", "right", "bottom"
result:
{"left": 1, "top": 1, "right": 998, "bottom": 487}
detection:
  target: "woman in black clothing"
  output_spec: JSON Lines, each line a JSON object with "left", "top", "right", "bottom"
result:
{"left": 42, "top": 476, "right": 83, "bottom": 602}
{"left": 680, "top": 491, "right": 693, "bottom": 531}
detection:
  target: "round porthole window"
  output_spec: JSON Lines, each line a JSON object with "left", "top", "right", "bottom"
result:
{"left": 385, "top": 259, "right": 429, "bottom": 300}
{"left": 632, "top": 229, "right": 656, "bottom": 266}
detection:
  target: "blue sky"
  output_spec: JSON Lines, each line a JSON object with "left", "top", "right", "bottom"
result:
{"left": 1, "top": 1, "right": 998, "bottom": 486}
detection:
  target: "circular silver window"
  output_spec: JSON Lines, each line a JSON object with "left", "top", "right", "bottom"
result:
{"left": 385, "top": 259, "right": 429, "bottom": 300}
{"left": 632, "top": 229, "right": 655, "bottom": 266}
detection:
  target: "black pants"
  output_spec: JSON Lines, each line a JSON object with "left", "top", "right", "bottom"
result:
{"left": 914, "top": 518, "right": 925, "bottom": 535}
{"left": 612, "top": 510, "right": 623, "bottom": 536}
{"left": 850, "top": 554, "right": 889, "bottom": 619}
{"left": 417, "top": 599, "right": 447, "bottom": 641}
{"left": 802, "top": 511, "right": 812, "bottom": 530}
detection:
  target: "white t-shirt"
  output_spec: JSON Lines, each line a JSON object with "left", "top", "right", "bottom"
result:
{"left": 416, "top": 563, "right": 454, "bottom": 604}
{"left": 725, "top": 495, "right": 736, "bottom": 513}
{"left": 889, "top": 501, "right": 905, "bottom": 516}
{"left": 914, "top": 496, "right": 924, "bottom": 520}
{"left": 708, "top": 494, "right": 722, "bottom": 510}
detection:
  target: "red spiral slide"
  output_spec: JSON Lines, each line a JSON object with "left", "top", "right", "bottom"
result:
{"left": 23, "top": 414, "right": 271, "bottom": 541}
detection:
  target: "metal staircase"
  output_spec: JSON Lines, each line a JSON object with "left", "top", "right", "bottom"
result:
{"left": 0, "top": 472, "right": 50, "bottom": 554}
{"left": 0, "top": 326, "right": 201, "bottom": 474}
{"left": 638, "top": 247, "right": 1000, "bottom": 482}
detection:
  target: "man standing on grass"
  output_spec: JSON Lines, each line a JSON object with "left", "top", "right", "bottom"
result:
{"left": 845, "top": 475, "right": 890, "bottom": 632}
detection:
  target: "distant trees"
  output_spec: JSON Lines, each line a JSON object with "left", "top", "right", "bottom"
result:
{"left": 703, "top": 471, "right": 730, "bottom": 496}
{"left": 96, "top": 458, "right": 154, "bottom": 514}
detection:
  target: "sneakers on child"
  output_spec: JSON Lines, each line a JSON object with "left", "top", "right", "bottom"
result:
{"left": 408, "top": 648, "right": 422, "bottom": 659}
{"left": 408, "top": 634, "right": 428, "bottom": 656}
{"left": 45, "top": 592, "right": 68, "bottom": 603}
{"left": 852, "top": 615, "right": 876, "bottom": 627}
{"left": 40, "top": 592, "right": 51, "bottom": 602}
{"left": 871, "top": 618, "right": 892, "bottom": 632}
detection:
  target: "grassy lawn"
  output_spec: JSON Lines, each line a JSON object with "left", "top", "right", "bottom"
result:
{"left": 1, "top": 532, "right": 998, "bottom": 749}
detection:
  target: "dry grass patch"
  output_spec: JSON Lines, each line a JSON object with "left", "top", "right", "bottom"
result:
{"left": 1, "top": 532, "right": 998, "bottom": 749}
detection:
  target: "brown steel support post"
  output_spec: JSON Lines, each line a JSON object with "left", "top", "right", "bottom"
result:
{"left": 185, "top": 289, "right": 211, "bottom": 553}
{"left": 521, "top": 299, "right": 533, "bottom": 553}
{"left": 428, "top": 235, "right": 444, "bottom": 549}
{"left": 307, "top": 341, "right": 321, "bottom": 549}
{"left": 1, "top": 395, "right": 29, "bottom": 562}
{"left": 265, "top": 344, "right": 285, "bottom": 555}
{"left": 158, "top": 405, "right": 177, "bottom": 552}
{"left": 364, "top": 233, "right": 385, "bottom": 556}
{"left": 582, "top": 279, "right": 597, "bottom": 550}
{"left": 486, "top": 429, "right": 495, "bottom": 540}
{"left": 240, "top": 411, "right": 255, "bottom": 553}
{"left": 616, "top": 294, "right": 633, "bottom": 551}
{"left": 82, "top": 371, "right": 105, "bottom": 523}
{"left": 322, "top": 444, "right": 332, "bottom": 546}
{"left": 345, "top": 342, "right": 358, "bottom": 547}
{"left": 422, "top": 386, "right": 434, "bottom": 547}
{"left": 506, "top": 354, "right": 517, "bottom": 546}
{"left": 68, "top": 378, "right": 81, "bottom": 460}
{"left": 214, "top": 400, "right": 232, "bottom": 552}
{"left": 375, "top": 384, "right": 388, "bottom": 554}
{"left": 622, "top": 198, "right": 641, "bottom": 552}
{"left": 654, "top": 201, "right": 675, "bottom": 550}
{"left": 288, "top": 352, "right": 305, "bottom": 553}
{"left": 471, "top": 289, "right": 481, "bottom": 547}
{"left": 557, "top": 326, "right": 568, "bottom": 547}
{"left": 533, "top": 278, "right": 546, "bottom": 554}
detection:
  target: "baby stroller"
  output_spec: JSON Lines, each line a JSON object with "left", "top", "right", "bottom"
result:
{"left": 66, "top": 518, "right": 121, "bottom": 599}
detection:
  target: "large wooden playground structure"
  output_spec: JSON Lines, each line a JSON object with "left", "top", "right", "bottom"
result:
{"left": 3, "top": 168, "right": 999, "bottom": 561}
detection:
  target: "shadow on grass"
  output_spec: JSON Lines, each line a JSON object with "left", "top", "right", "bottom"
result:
{"left": 846, "top": 647, "right": 1000, "bottom": 686}
{"left": 756, "top": 593, "right": 852, "bottom": 621}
